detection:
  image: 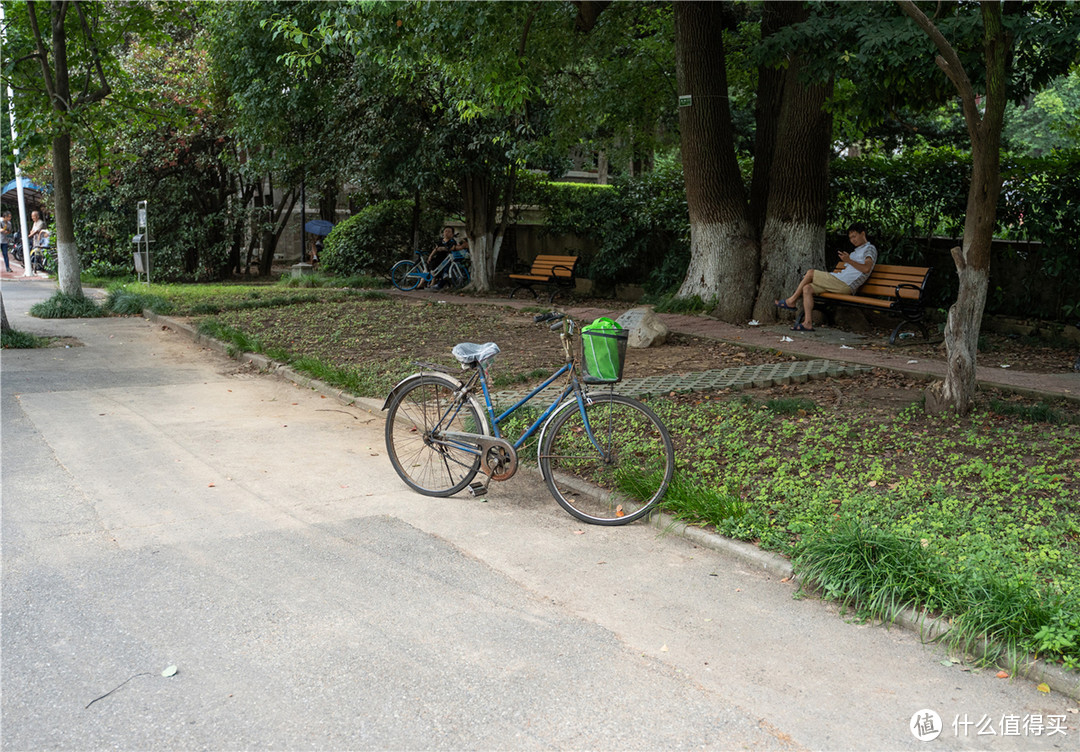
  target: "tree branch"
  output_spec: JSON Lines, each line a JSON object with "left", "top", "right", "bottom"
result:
{"left": 25, "top": 1, "right": 57, "bottom": 105}
{"left": 896, "top": 0, "right": 981, "bottom": 131}
{"left": 72, "top": 0, "right": 112, "bottom": 106}
{"left": 518, "top": 1, "right": 542, "bottom": 59}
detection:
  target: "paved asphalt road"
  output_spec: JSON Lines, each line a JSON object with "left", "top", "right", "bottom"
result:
{"left": 2, "top": 280, "right": 1076, "bottom": 751}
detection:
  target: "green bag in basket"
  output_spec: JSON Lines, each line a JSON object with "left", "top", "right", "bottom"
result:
{"left": 581, "top": 317, "right": 626, "bottom": 383}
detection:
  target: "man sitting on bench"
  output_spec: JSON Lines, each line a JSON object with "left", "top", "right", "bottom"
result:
{"left": 775, "top": 222, "right": 878, "bottom": 332}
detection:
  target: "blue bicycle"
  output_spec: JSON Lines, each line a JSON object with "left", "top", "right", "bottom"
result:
{"left": 390, "top": 248, "right": 470, "bottom": 291}
{"left": 382, "top": 312, "right": 675, "bottom": 525}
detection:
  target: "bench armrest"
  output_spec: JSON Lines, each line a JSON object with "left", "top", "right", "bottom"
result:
{"left": 894, "top": 282, "right": 924, "bottom": 301}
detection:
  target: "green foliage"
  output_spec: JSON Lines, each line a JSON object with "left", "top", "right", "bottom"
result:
{"left": 104, "top": 288, "right": 174, "bottom": 316}
{"left": 651, "top": 394, "right": 1080, "bottom": 665}
{"left": 29, "top": 293, "right": 107, "bottom": 319}
{"left": 321, "top": 200, "right": 441, "bottom": 277}
{"left": 526, "top": 159, "right": 689, "bottom": 293}
{"left": 830, "top": 147, "right": 1080, "bottom": 319}
{"left": 793, "top": 521, "right": 1078, "bottom": 667}
{"left": 1, "top": 329, "right": 49, "bottom": 349}
{"left": 989, "top": 399, "right": 1077, "bottom": 426}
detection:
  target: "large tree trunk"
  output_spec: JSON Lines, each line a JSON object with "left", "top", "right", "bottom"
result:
{"left": 461, "top": 173, "right": 506, "bottom": 292}
{"left": 752, "top": 63, "right": 833, "bottom": 322}
{"left": 49, "top": 4, "right": 82, "bottom": 297}
{"left": 52, "top": 131, "right": 81, "bottom": 296}
{"left": 673, "top": 1, "right": 758, "bottom": 320}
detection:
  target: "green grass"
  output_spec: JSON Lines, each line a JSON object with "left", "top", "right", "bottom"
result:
{"left": 648, "top": 395, "right": 1080, "bottom": 667}
{"left": 1, "top": 329, "right": 49, "bottom": 348}
{"left": 29, "top": 292, "right": 107, "bottom": 319}
{"left": 195, "top": 318, "right": 404, "bottom": 396}
{"left": 989, "top": 398, "right": 1076, "bottom": 425}
{"left": 793, "top": 521, "right": 1078, "bottom": 669}
{"left": 112, "top": 281, "right": 385, "bottom": 317}
{"left": 104, "top": 287, "right": 175, "bottom": 315}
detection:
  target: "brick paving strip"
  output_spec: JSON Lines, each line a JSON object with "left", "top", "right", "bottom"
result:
{"left": 490, "top": 359, "right": 872, "bottom": 407}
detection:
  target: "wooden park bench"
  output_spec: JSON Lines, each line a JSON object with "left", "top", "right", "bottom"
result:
{"left": 800, "top": 262, "right": 933, "bottom": 344}
{"left": 509, "top": 254, "right": 579, "bottom": 302}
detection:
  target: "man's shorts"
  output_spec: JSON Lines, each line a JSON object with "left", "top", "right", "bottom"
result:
{"left": 810, "top": 271, "right": 852, "bottom": 295}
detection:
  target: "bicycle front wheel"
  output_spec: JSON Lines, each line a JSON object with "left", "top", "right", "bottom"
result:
{"left": 385, "top": 374, "right": 486, "bottom": 496}
{"left": 391, "top": 259, "right": 423, "bottom": 291}
{"left": 538, "top": 394, "right": 674, "bottom": 525}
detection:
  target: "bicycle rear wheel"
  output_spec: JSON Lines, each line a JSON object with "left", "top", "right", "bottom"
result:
{"left": 385, "top": 374, "right": 486, "bottom": 496}
{"left": 391, "top": 259, "right": 423, "bottom": 291}
{"left": 538, "top": 394, "right": 674, "bottom": 525}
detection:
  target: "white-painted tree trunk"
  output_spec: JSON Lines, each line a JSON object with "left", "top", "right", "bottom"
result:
{"left": 754, "top": 218, "right": 824, "bottom": 322}
{"left": 468, "top": 231, "right": 497, "bottom": 291}
{"left": 56, "top": 239, "right": 82, "bottom": 296}
{"left": 676, "top": 218, "right": 759, "bottom": 321}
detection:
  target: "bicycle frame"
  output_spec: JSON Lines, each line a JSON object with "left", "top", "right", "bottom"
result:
{"left": 443, "top": 345, "right": 608, "bottom": 462}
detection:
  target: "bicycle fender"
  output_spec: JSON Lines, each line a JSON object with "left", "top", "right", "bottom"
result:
{"left": 381, "top": 371, "right": 465, "bottom": 410}
{"left": 535, "top": 393, "right": 589, "bottom": 459}
{"left": 381, "top": 372, "right": 491, "bottom": 439}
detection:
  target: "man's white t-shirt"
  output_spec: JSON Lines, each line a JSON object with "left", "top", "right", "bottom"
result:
{"left": 832, "top": 242, "right": 877, "bottom": 292}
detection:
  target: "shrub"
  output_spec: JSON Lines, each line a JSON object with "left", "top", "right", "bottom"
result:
{"left": 527, "top": 159, "right": 690, "bottom": 294}
{"left": 321, "top": 200, "right": 442, "bottom": 277}
{"left": 29, "top": 292, "right": 107, "bottom": 319}
{"left": 1, "top": 329, "right": 48, "bottom": 348}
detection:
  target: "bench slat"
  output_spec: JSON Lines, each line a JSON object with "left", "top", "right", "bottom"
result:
{"left": 515, "top": 255, "right": 578, "bottom": 282}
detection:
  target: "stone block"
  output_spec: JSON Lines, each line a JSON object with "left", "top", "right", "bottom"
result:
{"left": 615, "top": 306, "right": 670, "bottom": 348}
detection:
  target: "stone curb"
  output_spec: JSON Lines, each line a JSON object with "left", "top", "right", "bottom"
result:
{"left": 145, "top": 309, "right": 1080, "bottom": 702}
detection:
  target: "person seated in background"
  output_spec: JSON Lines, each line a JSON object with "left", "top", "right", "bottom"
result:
{"left": 426, "top": 226, "right": 466, "bottom": 289}
{"left": 775, "top": 222, "right": 877, "bottom": 332}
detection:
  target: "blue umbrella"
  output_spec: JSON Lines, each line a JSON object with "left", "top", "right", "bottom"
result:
{"left": 304, "top": 219, "right": 334, "bottom": 236}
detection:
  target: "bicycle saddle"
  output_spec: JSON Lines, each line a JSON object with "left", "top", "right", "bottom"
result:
{"left": 451, "top": 342, "right": 500, "bottom": 365}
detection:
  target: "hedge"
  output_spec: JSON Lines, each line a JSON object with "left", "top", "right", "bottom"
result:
{"left": 321, "top": 200, "right": 442, "bottom": 277}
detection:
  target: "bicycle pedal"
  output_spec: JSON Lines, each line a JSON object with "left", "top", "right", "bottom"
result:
{"left": 468, "top": 482, "right": 488, "bottom": 498}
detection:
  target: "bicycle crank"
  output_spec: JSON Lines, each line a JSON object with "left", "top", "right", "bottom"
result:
{"left": 441, "top": 431, "right": 518, "bottom": 481}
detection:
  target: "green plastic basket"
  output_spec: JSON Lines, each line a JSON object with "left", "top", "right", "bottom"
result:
{"left": 581, "top": 319, "right": 627, "bottom": 384}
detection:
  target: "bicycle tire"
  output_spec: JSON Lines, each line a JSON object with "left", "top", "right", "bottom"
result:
{"left": 448, "top": 261, "right": 470, "bottom": 289}
{"left": 391, "top": 259, "right": 423, "bottom": 291}
{"left": 385, "top": 374, "right": 487, "bottom": 496}
{"left": 538, "top": 393, "right": 674, "bottom": 525}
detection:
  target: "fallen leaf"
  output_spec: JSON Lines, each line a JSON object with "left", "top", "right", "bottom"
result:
{"left": 996, "top": 670, "right": 1010, "bottom": 679}
{"left": 1036, "top": 682, "right": 1050, "bottom": 693}
{"left": 615, "top": 505, "right": 625, "bottom": 517}
{"left": 780, "top": 577, "right": 791, "bottom": 583}
{"left": 868, "top": 480, "right": 878, "bottom": 488}
{"left": 940, "top": 660, "right": 953, "bottom": 667}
